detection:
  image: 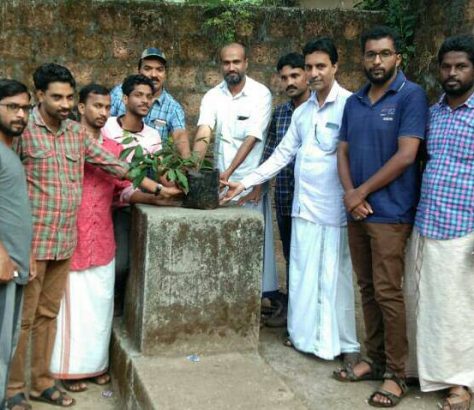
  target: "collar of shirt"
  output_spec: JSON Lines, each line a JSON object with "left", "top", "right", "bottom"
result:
{"left": 308, "top": 80, "right": 341, "bottom": 109}
{"left": 356, "top": 70, "right": 407, "bottom": 102}
{"left": 437, "top": 89, "right": 474, "bottom": 110}
{"left": 32, "top": 106, "right": 70, "bottom": 136}
{"left": 152, "top": 89, "right": 169, "bottom": 107}
{"left": 219, "top": 75, "right": 252, "bottom": 98}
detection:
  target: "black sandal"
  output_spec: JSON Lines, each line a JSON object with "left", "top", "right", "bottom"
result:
{"left": 333, "top": 357, "right": 385, "bottom": 382}
{"left": 6, "top": 392, "right": 32, "bottom": 410}
{"left": 368, "top": 371, "right": 408, "bottom": 408}
{"left": 30, "top": 386, "right": 75, "bottom": 407}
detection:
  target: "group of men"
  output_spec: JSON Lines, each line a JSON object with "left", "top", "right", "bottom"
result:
{"left": 0, "top": 24, "right": 472, "bottom": 410}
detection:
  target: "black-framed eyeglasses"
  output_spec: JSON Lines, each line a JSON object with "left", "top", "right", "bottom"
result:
{"left": 363, "top": 50, "right": 397, "bottom": 62}
{"left": 0, "top": 103, "right": 34, "bottom": 114}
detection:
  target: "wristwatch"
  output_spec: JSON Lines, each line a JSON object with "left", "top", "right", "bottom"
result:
{"left": 154, "top": 183, "right": 163, "bottom": 196}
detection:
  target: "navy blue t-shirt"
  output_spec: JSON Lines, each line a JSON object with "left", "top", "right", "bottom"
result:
{"left": 339, "top": 71, "right": 428, "bottom": 223}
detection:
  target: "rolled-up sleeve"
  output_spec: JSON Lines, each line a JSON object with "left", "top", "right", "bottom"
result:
{"left": 84, "top": 135, "right": 129, "bottom": 178}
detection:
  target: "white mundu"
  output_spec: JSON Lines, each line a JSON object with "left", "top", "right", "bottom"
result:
{"left": 198, "top": 75, "right": 277, "bottom": 294}
{"left": 242, "top": 82, "right": 360, "bottom": 359}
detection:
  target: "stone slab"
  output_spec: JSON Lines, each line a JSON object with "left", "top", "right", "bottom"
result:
{"left": 111, "top": 321, "right": 307, "bottom": 410}
{"left": 124, "top": 205, "right": 264, "bottom": 356}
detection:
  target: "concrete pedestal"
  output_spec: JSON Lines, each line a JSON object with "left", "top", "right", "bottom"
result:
{"left": 123, "top": 205, "right": 263, "bottom": 356}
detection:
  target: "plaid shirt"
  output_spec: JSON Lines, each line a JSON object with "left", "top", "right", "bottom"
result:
{"left": 415, "top": 93, "right": 474, "bottom": 239}
{"left": 15, "top": 107, "right": 129, "bottom": 260}
{"left": 110, "top": 85, "right": 185, "bottom": 143}
{"left": 262, "top": 100, "right": 295, "bottom": 216}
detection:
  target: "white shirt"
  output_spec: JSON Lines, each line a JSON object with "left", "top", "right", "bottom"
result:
{"left": 197, "top": 76, "right": 272, "bottom": 185}
{"left": 102, "top": 116, "right": 161, "bottom": 162}
{"left": 241, "top": 82, "right": 351, "bottom": 227}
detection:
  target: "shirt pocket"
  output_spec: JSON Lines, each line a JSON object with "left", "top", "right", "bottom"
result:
{"left": 22, "top": 146, "right": 53, "bottom": 179}
{"left": 64, "top": 152, "right": 80, "bottom": 182}
{"left": 315, "top": 127, "right": 339, "bottom": 154}
{"left": 234, "top": 112, "right": 251, "bottom": 141}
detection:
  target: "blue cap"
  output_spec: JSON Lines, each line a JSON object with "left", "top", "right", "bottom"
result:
{"left": 140, "top": 47, "right": 167, "bottom": 64}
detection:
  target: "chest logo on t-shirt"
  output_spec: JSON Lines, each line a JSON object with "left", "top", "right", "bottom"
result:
{"left": 380, "top": 106, "right": 396, "bottom": 121}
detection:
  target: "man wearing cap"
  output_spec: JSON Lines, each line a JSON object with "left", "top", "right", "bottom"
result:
{"left": 110, "top": 47, "right": 190, "bottom": 157}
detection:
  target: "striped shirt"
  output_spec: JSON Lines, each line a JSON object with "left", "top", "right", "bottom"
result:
{"left": 110, "top": 86, "right": 185, "bottom": 143}
{"left": 15, "top": 107, "right": 129, "bottom": 260}
{"left": 262, "top": 100, "right": 295, "bottom": 216}
{"left": 415, "top": 92, "right": 474, "bottom": 239}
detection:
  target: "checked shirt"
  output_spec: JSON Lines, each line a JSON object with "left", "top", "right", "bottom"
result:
{"left": 262, "top": 100, "right": 295, "bottom": 216}
{"left": 415, "top": 92, "right": 474, "bottom": 239}
{"left": 110, "top": 86, "right": 185, "bottom": 143}
{"left": 15, "top": 107, "right": 129, "bottom": 260}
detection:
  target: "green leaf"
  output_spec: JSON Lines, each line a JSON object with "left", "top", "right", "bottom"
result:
{"left": 175, "top": 169, "right": 189, "bottom": 193}
{"left": 167, "top": 169, "right": 177, "bottom": 182}
{"left": 119, "top": 146, "right": 135, "bottom": 160}
{"left": 121, "top": 136, "right": 136, "bottom": 145}
{"left": 132, "top": 170, "right": 147, "bottom": 189}
{"left": 133, "top": 145, "right": 144, "bottom": 160}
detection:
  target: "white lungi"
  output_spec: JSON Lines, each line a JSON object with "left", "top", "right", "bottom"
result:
{"left": 50, "top": 259, "right": 115, "bottom": 379}
{"left": 242, "top": 193, "right": 278, "bottom": 294}
{"left": 287, "top": 217, "right": 359, "bottom": 360}
{"left": 415, "top": 229, "right": 474, "bottom": 392}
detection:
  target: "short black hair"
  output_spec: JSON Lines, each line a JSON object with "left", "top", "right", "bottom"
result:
{"left": 121, "top": 74, "right": 155, "bottom": 96}
{"left": 360, "top": 25, "right": 401, "bottom": 53}
{"left": 138, "top": 56, "right": 167, "bottom": 71}
{"left": 79, "top": 83, "right": 110, "bottom": 104}
{"left": 0, "top": 79, "right": 30, "bottom": 101}
{"left": 276, "top": 52, "right": 305, "bottom": 72}
{"left": 438, "top": 34, "right": 474, "bottom": 65}
{"left": 33, "top": 63, "right": 76, "bottom": 92}
{"left": 302, "top": 37, "right": 338, "bottom": 65}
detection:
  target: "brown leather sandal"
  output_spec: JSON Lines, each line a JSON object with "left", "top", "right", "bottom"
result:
{"left": 368, "top": 371, "right": 408, "bottom": 408}
{"left": 333, "top": 357, "right": 385, "bottom": 382}
{"left": 438, "top": 386, "right": 472, "bottom": 410}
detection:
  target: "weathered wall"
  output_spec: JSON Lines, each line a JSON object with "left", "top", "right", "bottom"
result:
{"left": 411, "top": 0, "right": 474, "bottom": 100}
{"left": 0, "top": 0, "right": 383, "bottom": 131}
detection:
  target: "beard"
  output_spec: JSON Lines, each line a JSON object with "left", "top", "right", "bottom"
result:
{"left": 364, "top": 64, "right": 397, "bottom": 85}
{"left": 442, "top": 78, "right": 474, "bottom": 97}
{"left": 224, "top": 71, "right": 243, "bottom": 86}
{"left": 0, "top": 119, "right": 26, "bottom": 137}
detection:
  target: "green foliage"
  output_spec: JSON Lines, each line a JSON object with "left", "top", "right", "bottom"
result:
{"left": 355, "top": 0, "right": 420, "bottom": 70}
{"left": 120, "top": 134, "right": 212, "bottom": 194}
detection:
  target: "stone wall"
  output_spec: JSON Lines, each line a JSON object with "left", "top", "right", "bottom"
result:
{"left": 0, "top": 0, "right": 382, "bottom": 132}
{"left": 410, "top": 0, "right": 474, "bottom": 101}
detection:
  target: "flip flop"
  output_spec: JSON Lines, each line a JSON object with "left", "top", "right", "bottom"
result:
{"left": 30, "top": 386, "right": 75, "bottom": 407}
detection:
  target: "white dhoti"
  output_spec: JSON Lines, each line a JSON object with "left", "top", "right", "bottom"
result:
{"left": 287, "top": 217, "right": 359, "bottom": 360}
{"left": 415, "top": 229, "right": 474, "bottom": 392}
{"left": 403, "top": 232, "right": 420, "bottom": 378}
{"left": 242, "top": 193, "right": 278, "bottom": 294}
{"left": 50, "top": 259, "right": 115, "bottom": 379}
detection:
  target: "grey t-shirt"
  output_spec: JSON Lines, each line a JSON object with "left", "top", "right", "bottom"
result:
{"left": 0, "top": 140, "right": 32, "bottom": 285}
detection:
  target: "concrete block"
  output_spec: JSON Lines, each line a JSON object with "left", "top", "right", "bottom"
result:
{"left": 123, "top": 206, "right": 263, "bottom": 356}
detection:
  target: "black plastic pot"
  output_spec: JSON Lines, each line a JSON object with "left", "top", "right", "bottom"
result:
{"left": 183, "top": 168, "right": 220, "bottom": 210}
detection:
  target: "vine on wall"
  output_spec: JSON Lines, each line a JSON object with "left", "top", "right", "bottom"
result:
{"left": 355, "top": 0, "right": 420, "bottom": 69}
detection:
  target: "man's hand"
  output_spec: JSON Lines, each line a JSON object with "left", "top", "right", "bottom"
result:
{"left": 219, "top": 169, "right": 232, "bottom": 185}
{"left": 344, "top": 188, "right": 368, "bottom": 212}
{"left": 159, "top": 174, "right": 178, "bottom": 188}
{"left": 160, "top": 186, "right": 184, "bottom": 200}
{"left": 220, "top": 181, "right": 245, "bottom": 204}
{"left": 0, "top": 242, "right": 15, "bottom": 284}
{"left": 350, "top": 200, "right": 373, "bottom": 221}
{"left": 238, "top": 184, "right": 262, "bottom": 206}
{"left": 29, "top": 253, "right": 38, "bottom": 282}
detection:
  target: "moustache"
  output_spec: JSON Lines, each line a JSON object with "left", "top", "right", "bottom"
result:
{"left": 286, "top": 86, "right": 297, "bottom": 91}
{"left": 11, "top": 121, "right": 27, "bottom": 127}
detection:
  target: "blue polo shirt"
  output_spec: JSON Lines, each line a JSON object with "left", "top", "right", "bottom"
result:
{"left": 339, "top": 71, "right": 428, "bottom": 223}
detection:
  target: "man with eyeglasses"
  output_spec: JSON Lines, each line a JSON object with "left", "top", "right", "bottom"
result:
{"left": 0, "top": 79, "right": 33, "bottom": 410}
{"left": 221, "top": 38, "right": 360, "bottom": 367}
{"left": 334, "top": 26, "right": 428, "bottom": 408}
